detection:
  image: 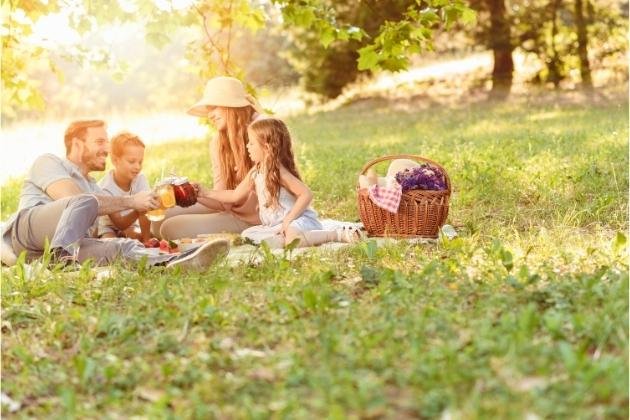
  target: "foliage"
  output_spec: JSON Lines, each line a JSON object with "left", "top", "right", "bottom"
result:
{"left": 281, "top": 0, "right": 408, "bottom": 98}
{"left": 468, "top": 0, "right": 628, "bottom": 86}
{"left": 1, "top": 0, "right": 270, "bottom": 120}
{"left": 2, "top": 0, "right": 475, "bottom": 112}
{"left": 276, "top": 0, "right": 475, "bottom": 97}
{"left": 2, "top": 1, "right": 59, "bottom": 119}
{"left": 1, "top": 94, "right": 628, "bottom": 417}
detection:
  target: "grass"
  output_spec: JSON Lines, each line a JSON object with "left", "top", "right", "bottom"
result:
{"left": 1, "top": 93, "right": 628, "bottom": 418}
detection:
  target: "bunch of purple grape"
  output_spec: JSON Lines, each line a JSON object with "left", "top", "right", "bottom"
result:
{"left": 395, "top": 164, "right": 447, "bottom": 191}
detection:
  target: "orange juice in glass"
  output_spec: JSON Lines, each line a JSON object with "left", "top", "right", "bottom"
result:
{"left": 146, "top": 182, "right": 176, "bottom": 222}
{"left": 158, "top": 183, "right": 176, "bottom": 208}
{"left": 146, "top": 207, "right": 165, "bottom": 222}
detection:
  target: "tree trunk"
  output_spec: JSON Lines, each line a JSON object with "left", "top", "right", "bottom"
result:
{"left": 548, "top": 0, "right": 563, "bottom": 88}
{"left": 574, "top": 0, "right": 593, "bottom": 89}
{"left": 486, "top": 0, "right": 514, "bottom": 99}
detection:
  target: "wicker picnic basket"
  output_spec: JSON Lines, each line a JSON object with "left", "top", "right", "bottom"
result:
{"left": 357, "top": 154, "right": 451, "bottom": 238}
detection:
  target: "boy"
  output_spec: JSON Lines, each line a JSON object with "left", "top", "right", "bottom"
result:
{"left": 98, "top": 132, "right": 152, "bottom": 241}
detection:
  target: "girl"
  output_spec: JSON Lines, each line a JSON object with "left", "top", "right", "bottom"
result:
{"left": 98, "top": 132, "right": 151, "bottom": 241}
{"left": 155, "top": 76, "right": 262, "bottom": 239}
{"left": 197, "top": 118, "right": 362, "bottom": 248}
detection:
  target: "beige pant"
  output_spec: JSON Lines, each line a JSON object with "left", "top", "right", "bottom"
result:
{"left": 154, "top": 203, "right": 253, "bottom": 240}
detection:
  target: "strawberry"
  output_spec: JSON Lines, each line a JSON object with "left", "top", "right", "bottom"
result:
{"left": 144, "top": 238, "right": 160, "bottom": 248}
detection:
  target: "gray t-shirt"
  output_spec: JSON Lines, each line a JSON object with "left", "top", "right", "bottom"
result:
{"left": 18, "top": 154, "right": 103, "bottom": 210}
{"left": 2, "top": 154, "right": 103, "bottom": 244}
{"left": 97, "top": 170, "right": 150, "bottom": 235}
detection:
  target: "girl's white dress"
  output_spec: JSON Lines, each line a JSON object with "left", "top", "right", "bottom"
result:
{"left": 241, "top": 169, "right": 322, "bottom": 244}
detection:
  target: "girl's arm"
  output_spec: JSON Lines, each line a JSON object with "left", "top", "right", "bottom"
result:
{"left": 198, "top": 169, "right": 254, "bottom": 204}
{"left": 279, "top": 166, "right": 313, "bottom": 230}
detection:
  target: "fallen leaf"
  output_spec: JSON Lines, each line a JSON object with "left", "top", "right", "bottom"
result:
{"left": 134, "top": 387, "right": 165, "bottom": 402}
{"left": 1, "top": 392, "right": 21, "bottom": 412}
{"left": 232, "top": 348, "right": 267, "bottom": 359}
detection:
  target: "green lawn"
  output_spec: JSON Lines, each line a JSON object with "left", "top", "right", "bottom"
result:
{"left": 2, "top": 94, "right": 628, "bottom": 418}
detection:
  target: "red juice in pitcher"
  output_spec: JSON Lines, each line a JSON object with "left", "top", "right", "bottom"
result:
{"left": 172, "top": 177, "right": 197, "bottom": 207}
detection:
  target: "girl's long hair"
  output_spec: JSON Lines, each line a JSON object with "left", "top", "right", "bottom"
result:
{"left": 217, "top": 106, "right": 256, "bottom": 188}
{"left": 249, "top": 118, "right": 301, "bottom": 208}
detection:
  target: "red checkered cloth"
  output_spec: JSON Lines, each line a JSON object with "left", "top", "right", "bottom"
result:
{"left": 367, "top": 183, "right": 402, "bottom": 213}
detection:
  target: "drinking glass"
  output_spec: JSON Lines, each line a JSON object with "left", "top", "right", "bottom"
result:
{"left": 146, "top": 182, "right": 176, "bottom": 222}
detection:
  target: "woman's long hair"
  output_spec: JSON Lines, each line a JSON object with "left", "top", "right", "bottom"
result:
{"left": 249, "top": 118, "right": 301, "bottom": 208}
{"left": 217, "top": 106, "right": 256, "bottom": 189}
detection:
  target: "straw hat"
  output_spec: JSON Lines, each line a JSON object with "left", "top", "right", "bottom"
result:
{"left": 187, "top": 76, "right": 263, "bottom": 117}
{"left": 386, "top": 158, "right": 420, "bottom": 178}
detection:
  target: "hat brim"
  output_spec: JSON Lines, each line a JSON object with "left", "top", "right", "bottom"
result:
{"left": 187, "top": 102, "right": 211, "bottom": 117}
{"left": 187, "top": 98, "right": 255, "bottom": 117}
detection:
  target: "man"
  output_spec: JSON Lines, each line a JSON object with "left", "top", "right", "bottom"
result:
{"left": 1, "top": 120, "right": 228, "bottom": 269}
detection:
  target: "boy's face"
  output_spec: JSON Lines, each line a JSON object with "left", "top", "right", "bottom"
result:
{"left": 112, "top": 145, "right": 144, "bottom": 180}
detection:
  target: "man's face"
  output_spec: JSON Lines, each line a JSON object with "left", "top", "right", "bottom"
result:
{"left": 80, "top": 126, "right": 109, "bottom": 171}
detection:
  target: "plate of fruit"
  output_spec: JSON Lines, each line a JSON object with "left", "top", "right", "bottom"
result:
{"left": 175, "top": 237, "right": 209, "bottom": 252}
{"left": 143, "top": 238, "right": 180, "bottom": 254}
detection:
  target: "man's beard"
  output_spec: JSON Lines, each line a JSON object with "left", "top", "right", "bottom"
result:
{"left": 82, "top": 149, "right": 107, "bottom": 171}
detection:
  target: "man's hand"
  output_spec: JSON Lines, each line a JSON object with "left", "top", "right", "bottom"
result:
{"left": 131, "top": 191, "right": 160, "bottom": 212}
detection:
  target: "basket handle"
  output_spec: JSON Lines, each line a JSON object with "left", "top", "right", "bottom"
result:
{"left": 358, "top": 154, "right": 451, "bottom": 190}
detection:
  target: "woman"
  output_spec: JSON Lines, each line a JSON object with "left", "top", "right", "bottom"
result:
{"left": 155, "top": 76, "right": 263, "bottom": 239}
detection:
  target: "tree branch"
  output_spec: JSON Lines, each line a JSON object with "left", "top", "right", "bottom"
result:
{"left": 226, "top": 0, "right": 233, "bottom": 74}
{"left": 193, "top": 4, "right": 229, "bottom": 73}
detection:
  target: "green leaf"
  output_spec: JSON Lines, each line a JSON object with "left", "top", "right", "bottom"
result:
{"left": 380, "top": 55, "right": 409, "bottom": 72}
{"left": 360, "top": 265, "right": 380, "bottom": 287}
{"left": 76, "top": 16, "right": 92, "bottom": 34}
{"left": 500, "top": 249, "right": 513, "bottom": 272}
{"left": 612, "top": 231, "right": 627, "bottom": 255}
{"left": 357, "top": 45, "right": 379, "bottom": 70}
{"left": 60, "top": 387, "right": 76, "bottom": 416}
{"left": 284, "top": 238, "right": 300, "bottom": 254}
{"left": 17, "top": 88, "right": 31, "bottom": 102}
{"left": 303, "top": 288, "right": 317, "bottom": 310}
{"left": 294, "top": 7, "right": 316, "bottom": 27}
{"left": 347, "top": 26, "right": 365, "bottom": 41}
{"left": 419, "top": 8, "right": 440, "bottom": 25}
{"left": 361, "top": 240, "right": 378, "bottom": 261}
{"left": 460, "top": 7, "right": 477, "bottom": 25}
{"left": 337, "top": 29, "right": 349, "bottom": 41}
{"left": 145, "top": 32, "right": 171, "bottom": 49}
{"left": 320, "top": 27, "right": 336, "bottom": 48}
